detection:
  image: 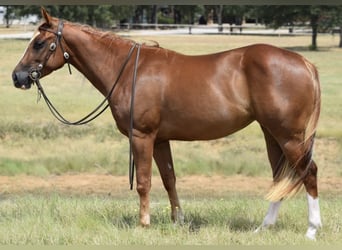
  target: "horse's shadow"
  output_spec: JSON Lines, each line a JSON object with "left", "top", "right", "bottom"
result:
{"left": 185, "top": 212, "right": 257, "bottom": 233}
{"left": 112, "top": 213, "right": 138, "bottom": 229}
{"left": 227, "top": 216, "right": 258, "bottom": 232}
{"left": 110, "top": 211, "right": 259, "bottom": 232}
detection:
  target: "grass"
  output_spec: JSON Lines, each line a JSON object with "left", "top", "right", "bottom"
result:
{"left": 0, "top": 32, "right": 342, "bottom": 245}
{"left": 0, "top": 192, "right": 341, "bottom": 245}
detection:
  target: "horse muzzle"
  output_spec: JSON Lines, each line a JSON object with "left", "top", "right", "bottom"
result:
{"left": 12, "top": 70, "right": 34, "bottom": 90}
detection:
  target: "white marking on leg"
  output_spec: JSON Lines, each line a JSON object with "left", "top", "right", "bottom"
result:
{"left": 255, "top": 201, "right": 282, "bottom": 233}
{"left": 140, "top": 214, "right": 150, "bottom": 226}
{"left": 174, "top": 206, "right": 184, "bottom": 225}
{"left": 167, "top": 163, "right": 172, "bottom": 170}
{"left": 305, "top": 193, "right": 322, "bottom": 240}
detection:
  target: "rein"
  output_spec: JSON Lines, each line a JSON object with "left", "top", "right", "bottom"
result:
{"left": 30, "top": 20, "right": 141, "bottom": 190}
{"left": 32, "top": 43, "right": 138, "bottom": 126}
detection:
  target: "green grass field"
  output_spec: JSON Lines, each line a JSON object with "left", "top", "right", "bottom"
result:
{"left": 0, "top": 33, "right": 342, "bottom": 245}
{"left": 0, "top": 193, "right": 340, "bottom": 245}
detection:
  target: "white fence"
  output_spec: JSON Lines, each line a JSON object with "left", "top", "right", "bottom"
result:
{"left": 114, "top": 23, "right": 313, "bottom": 36}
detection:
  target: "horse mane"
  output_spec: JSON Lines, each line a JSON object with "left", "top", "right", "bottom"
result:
{"left": 69, "top": 22, "right": 160, "bottom": 49}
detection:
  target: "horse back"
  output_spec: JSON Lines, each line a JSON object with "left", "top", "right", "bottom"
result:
{"left": 132, "top": 44, "right": 319, "bottom": 141}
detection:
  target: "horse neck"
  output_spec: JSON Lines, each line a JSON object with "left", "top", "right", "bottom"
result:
{"left": 63, "top": 23, "right": 135, "bottom": 96}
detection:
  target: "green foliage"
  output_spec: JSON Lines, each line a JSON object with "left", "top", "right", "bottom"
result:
{"left": 6, "top": 5, "right": 342, "bottom": 49}
{"left": 157, "top": 12, "right": 173, "bottom": 25}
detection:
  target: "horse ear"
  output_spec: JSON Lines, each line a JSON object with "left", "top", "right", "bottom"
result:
{"left": 41, "top": 7, "right": 52, "bottom": 25}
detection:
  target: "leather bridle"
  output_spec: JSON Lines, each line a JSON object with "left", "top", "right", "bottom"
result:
{"left": 29, "top": 20, "right": 72, "bottom": 81}
{"left": 27, "top": 19, "right": 141, "bottom": 190}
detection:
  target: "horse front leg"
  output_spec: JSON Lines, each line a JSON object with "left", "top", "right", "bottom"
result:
{"left": 153, "top": 141, "right": 184, "bottom": 224}
{"left": 132, "top": 133, "right": 155, "bottom": 227}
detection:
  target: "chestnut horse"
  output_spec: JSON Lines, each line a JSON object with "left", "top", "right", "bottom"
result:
{"left": 12, "top": 9, "right": 321, "bottom": 239}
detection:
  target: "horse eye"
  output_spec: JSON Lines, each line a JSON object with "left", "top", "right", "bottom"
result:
{"left": 33, "top": 40, "right": 45, "bottom": 50}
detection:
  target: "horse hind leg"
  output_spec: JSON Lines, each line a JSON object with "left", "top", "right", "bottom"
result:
{"left": 304, "top": 160, "right": 322, "bottom": 240}
{"left": 270, "top": 133, "right": 322, "bottom": 240}
{"left": 153, "top": 141, "right": 184, "bottom": 224}
{"left": 255, "top": 127, "right": 284, "bottom": 232}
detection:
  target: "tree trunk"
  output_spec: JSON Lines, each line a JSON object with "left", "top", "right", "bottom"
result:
{"left": 339, "top": 25, "right": 342, "bottom": 48}
{"left": 217, "top": 5, "right": 223, "bottom": 32}
{"left": 151, "top": 5, "right": 158, "bottom": 30}
{"left": 5, "top": 6, "right": 11, "bottom": 28}
{"left": 310, "top": 14, "right": 319, "bottom": 50}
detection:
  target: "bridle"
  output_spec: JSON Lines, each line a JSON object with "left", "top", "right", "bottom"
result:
{"left": 29, "top": 20, "right": 72, "bottom": 81}
{"left": 28, "top": 19, "right": 141, "bottom": 190}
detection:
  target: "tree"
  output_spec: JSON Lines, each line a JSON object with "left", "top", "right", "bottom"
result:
{"left": 222, "top": 5, "right": 247, "bottom": 25}
{"left": 333, "top": 7, "right": 342, "bottom": 48}
{"left": 14, "top": 5, "right": 131, "bottom": 28}
{"left": 15, "top": 5, "right": 40, "bottom": 17}
{"left": 253, "top": 6, "right": 332, "bottom": 50}
{"left": 203, "top": 5, "right": 224, "bottom": 30}
{"left": 308, "top": 6, "right": 324, "bottom": 50}
{"left": 250, "top": 5, "right": 342, "bottom": 49}
{"left": 173, "top": 5, "right": 203, "bottom": 24}
{"left": 3, "top": 6, "right": 16, "bottom": 28}
{"left": 322, "top": 6, "right": 342, "bottom": 48}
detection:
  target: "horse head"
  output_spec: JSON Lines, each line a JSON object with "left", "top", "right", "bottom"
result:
{"left": 12, "top": 8, "right": 69, "bottom": 89}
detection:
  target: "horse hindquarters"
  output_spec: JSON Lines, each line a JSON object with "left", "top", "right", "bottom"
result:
{"left": 243, "top": 45, "right": 321, "bottom": 201}
{"left": 244, "top": 45, "right": 321, "bottom": 239}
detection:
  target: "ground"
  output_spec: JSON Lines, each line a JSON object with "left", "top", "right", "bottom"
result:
{"left": 1, "top": 174, "right": 341, "bottom": 198}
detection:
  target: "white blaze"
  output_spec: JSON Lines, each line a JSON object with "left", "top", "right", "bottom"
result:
{"left": 17, "top": 31, "right": 40, "bottom": 64}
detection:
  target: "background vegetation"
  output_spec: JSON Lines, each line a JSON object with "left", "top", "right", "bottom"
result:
{"left": 0, "top": 25, "right": 341, "bottom": 244}
{"left": 2, "top": 5, "right": 342, "bottom": 49}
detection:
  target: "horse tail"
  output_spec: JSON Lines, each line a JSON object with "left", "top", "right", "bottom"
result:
{"left": 265, "top": 59, "right": 321, "bottom": 202}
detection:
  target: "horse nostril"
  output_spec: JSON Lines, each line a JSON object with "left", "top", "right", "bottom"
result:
{"left": 12, "top": 71, "right": 31, "bottom": 89}
{"left": 12, "top": 72, "right": 17, "bottom": 81}
{"left": 12, "top": 72, "right": 20, "bottom": 87}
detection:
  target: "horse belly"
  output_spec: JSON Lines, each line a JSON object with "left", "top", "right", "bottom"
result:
{"left": 158, "top": 103, "right": 253, "bottom": 141}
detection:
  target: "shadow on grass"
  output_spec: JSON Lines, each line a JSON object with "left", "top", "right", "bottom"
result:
{"left": 227, "top": 216, "right": 258, "bottom": 232}
{"left": 186, "top": 212, "right": 209, "bottom": 233}
{"left": 184, "top": 212, "right": 257, "bottom": 233}
{"left": 111, "top": 213, "right": 138, "bottom": 229}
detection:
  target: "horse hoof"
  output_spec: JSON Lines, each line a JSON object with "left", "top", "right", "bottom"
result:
{"left": 254, "top": 226, "right": 262, "bottom": 233}
{"left": 140, "top": 214, "right": 150, "bottom": 227}
{"left": 305, "top": 225, "right": 319, "bottom": 241}
{"left": 305, "top": 232, "right": 317, "bottom": 241}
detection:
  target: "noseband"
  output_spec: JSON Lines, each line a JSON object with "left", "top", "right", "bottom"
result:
{"left": 29, "top": 20, "right": 71, "bottom": 82}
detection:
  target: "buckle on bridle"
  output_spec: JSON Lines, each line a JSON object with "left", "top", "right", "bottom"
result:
{"left": 29, "top": 68, "right": 41, "bottom": 81}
